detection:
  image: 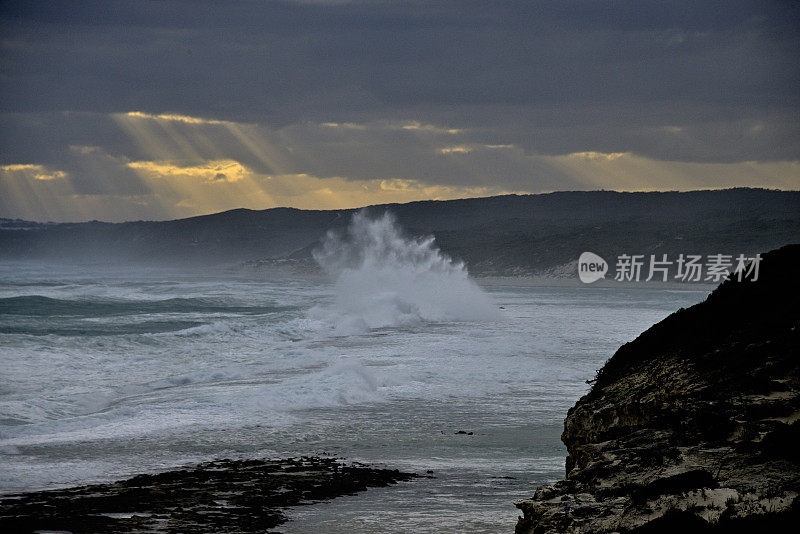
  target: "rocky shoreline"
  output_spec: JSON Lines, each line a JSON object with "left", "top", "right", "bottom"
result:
{"left": 0, "top": 456, "right": 417, "bottom": 533}
{"left": 515, "top": 244, "right": 800, "bottom": 533}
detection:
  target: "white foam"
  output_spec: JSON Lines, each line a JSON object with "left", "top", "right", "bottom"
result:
{"left": 0, "top": 259, "right": 710, "bottom": 494}
{"left": 312, "top": 211, "right": 499, "bottom": 334}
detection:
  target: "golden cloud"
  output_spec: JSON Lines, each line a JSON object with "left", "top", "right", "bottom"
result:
{"left": 127, "top": 159, "right": 249, "bottom": 182}
{"left": 320, "top": 122, "right": 368, "bottom": 130}
{"left": 318, "top": 120, "right": 464, "bottom": 135}
{"left": 121, "top": 111, "right": 227, "bottom": 125}
{"left": 399, "top": 121, "right": 463, "bottom": 135}
{"left": 438, "top": 146, "right": 474, "bottom": 155}
{"left": 567, "top": 151, "right": 628, "bottom": 161}
{"left": 377, "top": 178, "right": 502, "bottom": 199}
{"left": 541, "top": 151, "right": 800, "bottom": 191}
{"left": 0, "top": 163, "right": 68, "bottom": 181}
{"left": 438, "top": 144, "right": 515, "bottom": 155}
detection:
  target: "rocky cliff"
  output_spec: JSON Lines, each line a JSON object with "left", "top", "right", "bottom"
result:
{"left": 516, "top": 244, "right": 800, "bottom": 533}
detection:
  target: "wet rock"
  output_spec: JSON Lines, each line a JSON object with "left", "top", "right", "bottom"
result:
{"left": 516, "top": 244, "right": 800, "bottom": 533}
{"left": 0, "top": 456, "right": 417, "bottom": 533}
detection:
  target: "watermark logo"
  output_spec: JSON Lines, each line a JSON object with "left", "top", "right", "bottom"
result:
{"left": 578, "top": 251, "right": 608, "bottom": 284}
{"left": 578, "top": 252, "right": 761, "bottom": 284}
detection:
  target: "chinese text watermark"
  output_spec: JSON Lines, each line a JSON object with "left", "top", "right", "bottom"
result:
{"left": 578, "top": 252, "right": 761, "bottom": 284}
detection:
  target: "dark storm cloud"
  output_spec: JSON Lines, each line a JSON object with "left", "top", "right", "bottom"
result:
{"left": 0, "top": 0, "right": 798, "bottom": 224}
{"left": 1, "top": 1, "right": 798, "bottom": 160}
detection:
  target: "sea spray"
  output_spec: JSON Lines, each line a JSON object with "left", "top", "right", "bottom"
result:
{"left": 312, "top": 211, "right": 499, "bottom": 333}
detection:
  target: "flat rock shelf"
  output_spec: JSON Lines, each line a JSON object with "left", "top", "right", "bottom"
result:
{"left": 0, "top": 456, "right": 418, "bottom": 533}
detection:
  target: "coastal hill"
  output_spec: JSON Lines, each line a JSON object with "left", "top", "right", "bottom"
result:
{"left": 515, "top": 243, "right": 800, "bottom": 532}
{"left": 1, "top": 188, "right": 798, "bottom": 275}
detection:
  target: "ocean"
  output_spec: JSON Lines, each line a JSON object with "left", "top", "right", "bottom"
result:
{"left": 0, "top": 215, "right": 709, "bottom": 532}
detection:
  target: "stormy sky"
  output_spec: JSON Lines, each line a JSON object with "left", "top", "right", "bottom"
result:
{"left": 1, "top": 0, "right": 798, "bottom": 222}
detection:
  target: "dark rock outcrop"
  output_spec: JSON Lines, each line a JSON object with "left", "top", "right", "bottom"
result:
{"left": 516, "top": 244, "right": 800, "bottom": 533}
{"left": 0, "top": 456, "right": 417, "bottom": 533}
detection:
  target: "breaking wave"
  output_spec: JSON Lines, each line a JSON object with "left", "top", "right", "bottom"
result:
{"left": 312, "top": 211, "right": 498, "bottom": 333}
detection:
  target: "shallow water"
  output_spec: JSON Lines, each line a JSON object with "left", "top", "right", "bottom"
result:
{"left": 0, "top": 260, "right": 708, "bottom": 531}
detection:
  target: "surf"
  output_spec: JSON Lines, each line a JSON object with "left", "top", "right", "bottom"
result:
{"left": 311, "top": 211, "right": 499, "bottom": 333}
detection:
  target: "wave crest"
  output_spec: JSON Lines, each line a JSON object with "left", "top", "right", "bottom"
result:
{"left": 312, "top": 211, "right": 498, "bottom": 333}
